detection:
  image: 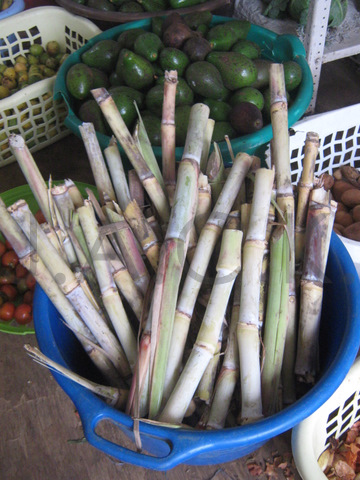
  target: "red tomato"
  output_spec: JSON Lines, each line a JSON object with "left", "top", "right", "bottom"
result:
{"left": 15, "top": 263, "right": 28, "bottom": 279}
{"left": 14, "top": 304, "right": 32, "bottom": 325}
{"left": 35, "top": 209, "right": 46, "bottom": 224}
{"left": 1, "top": 250, "right": 19, "bottom": 269}
{"left": 16, "top": 277, "right": 28, "bottom": 294}
{"left": 25, "top": 273, "right": 36, "bottom": 290}
{"left": 0, "top": 302, "right": 15, "bottom": 321}
{"left": 23, "top": 290, "right": 34, "bottom": 305}
{"left": 0, "top": 241, "right": 6, "bottom": 257}
{"left": 0, "top": 284, "right": 18, "bottom": 301}
{"left": 0, "top": 267, "right": 16, "bottom": 285}
{"left": 4, "top": 240, "right": 12, "bottom": 250}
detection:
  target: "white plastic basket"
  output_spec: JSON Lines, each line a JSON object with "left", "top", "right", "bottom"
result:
{"left": 0, "top": 6, "right": 101, "bottom": 167}
{"left": 266, "top": 102, "right": 360, "bottom": 276}
{"left": 292, "top": 356, "right": 360, "bottom": 480}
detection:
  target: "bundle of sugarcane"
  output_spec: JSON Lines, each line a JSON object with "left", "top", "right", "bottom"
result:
{"left": 1, "top": 66, "right": 336, "bottom": 431}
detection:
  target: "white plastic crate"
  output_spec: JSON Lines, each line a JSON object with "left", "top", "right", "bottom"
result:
{"left": 0, "top": 6, "right": 101, "bottom": 167}
{"left": 292, "top": 356, "right": 360, "bottom": 480}
{"left": 266, "top": 103, "right": 360, "bottom": 276}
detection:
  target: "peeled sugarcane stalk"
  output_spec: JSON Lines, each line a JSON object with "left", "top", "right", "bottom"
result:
{"left": 77, "top": 200, "right": 137, "bottom": 371}
{"left": 206, "top": 143, "right": 226, "bottom": 206}
{"left": 24, "top": 345, "right": 128, "bottom": 408}
{"left": 9, "top": 134, "right": 52, "bottom": 224}
{"left": 195, "top": 172, "right": 212, "bottom": 235}
{"left": 195, "top": 329, "right": 222, "bottom": 404}
{"left": 161, "top": 70, "right": 177, "bottom": 205}
{"left": 148, "top": 104, "right": 210, "bottom": 419}
{"left": 79, "top": 123, "right": 116, "bottom": 205}
{"left": 206, "top": 275, "right": 241, "bottom": 429}
{"left": 10, "top": 199, "right": 130, "bottom": 377}
{"left": 237, "top": 167, "right": 275, "bottom": 424}
{"left": 295, "top": 132, "right": 319, "bottom": 267}
{"left": 103, "top": 138, "right": 160, "bottom": 271}
{"left": 51, "top": 184, "right": 75, "bottom": 229}
{"left": 0, "top": 198, "right": 123, "bottom": 383}
{"left": 261, "top": 225, "right": 290, "bottom": 416}
{"left": 269, "top": 63, "right": 297, "bottom": 405}
{"left": 159, "top": 228, "right": 242, "bottom": 425}
{"left": 163, "top": 152, "right": 253, "bottom": 401}
{"left": 295, "top": 184, "right": 336, "bottom": 384}
{"left": 104, "top": 207, "right": 150, "bottom": 296}
{"left": 92, "top": 87, "right": 170, "bottom": 225}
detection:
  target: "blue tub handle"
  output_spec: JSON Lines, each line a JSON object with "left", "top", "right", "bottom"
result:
{"left": 74, "top": 390, "right": 221, "bottom": 470}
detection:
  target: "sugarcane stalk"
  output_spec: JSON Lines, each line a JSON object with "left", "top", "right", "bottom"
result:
{"left": 200, "top": 119, "right": 215, "bottom": 174}
{"left": 128, "top": 169, "right": 145, "bottom": 209}
{"left": 24, "top": 345, "right": 128, "bottom": 409}
{"left": 91, "top": 87, "right": 170, "bottom": 224}
{"left": 163, "top": 152, "right": 253, "bottom": 401}
{"left": 295, "top": 131, "right": 319, "bottom": 267}
{"left": 237, "top": 167, "right": 275, "bottom": 424}
{"left": 103, "top": 138, "right": 160, "bottom": 270}
{"left": 9, "top": 199, "right": 130, "bottom": 377}
{"left": 79, "top": 123, "right": 116, "bottom": 205}
{"left": 64, "top": 179, "right": 84, "bottom": 208}
{"left": 71, "top": 211, "right": 94, "bottom": 271}
{"left": 148, "top": 104, "right": 210, "bottom": 419}
{"left": 195, "top": 332, "right": 222, "bottom": 404}
{"left": 269, "top": 63, "right": 297, "bottom": 405}
{"left": 206, "top": 275, "right": 241, "bottom": 429}
{"left": 195, "top": 172, "right": 212, "bottom": 235}
{"left": 104, "top": 207, "right": 150, "bottom": 295}
{"left": 206, "top": 143, "right": 226, "bottom": 206}
{"left": 51, "top": 184, "right": 75, "bottom": 228}
{"left": 294, "top": 185, "right": 336, "bottom": 384}
{"left": 159, "top": 228, "right": 242, "bottom": 424}
{"left": 261, "top": 225, "right": 290, "bottom": 416}
{"left": 161, "top": 70, "right": 177, "bottom": 205}
{"left": 77, "top": 201, "right": 138, "bottom": 370}
{"left": 8, "top": 134, "right": 52, "bottom": 224}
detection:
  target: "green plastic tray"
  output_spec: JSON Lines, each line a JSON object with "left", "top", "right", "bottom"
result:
{"left": 0, "top": 181, "right": 96, "bottom": 335}
{"left": 54, "top": 15, "right": 313, "bottom": 166}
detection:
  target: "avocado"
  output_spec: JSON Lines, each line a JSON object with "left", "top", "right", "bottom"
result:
{"left": 185, "top": 61, "right": 229, "bottom": 100}
{"left": 183, "top": 10, "right": 213, "bottom": 29}
{"left": 78, "top": 99, "right": 108, "bottom": 135}
{"left": 252, "top": 59, "right": 271, "bottom": 89}
{"left": 230, "top": 87, "right": 264, "bottom": 111}
{"left": 175, "top": 105, "right": 191, "bottom": 146}
{"left": 169, "top": 0, "right": 207, "bottom": 8}
{"left": 137, "top": 0, "right": 167, "bottom": 10}
{"left": 81, "top": 40, "right": 120, "bottom": 73}
{"left": 141, "top": 114, "right": 162, "bottom": 146}
{"left": 109, "top": 70, "right": 124, "bottom": 86}
{"left": 212, "top": 121, "right": 236, "bottom": 143}
{"left": 119, "top": 1, "right": 144, "bottom": 12}
{"left": 66, "top": 63, "right": 93, "bottom": 100}
{"left": 134, "top": 32, "right": 163, "bottom": 63}
{"left": 283, "top": 60, "right": 302, "bottom": 91}
{"left": 151, "top": 17, "right": 164, "bottom": 37}
{"left": 109, "top": 85, "right": 145, "bottom": 109}
{"left": 228, "top": 102, "right": 263, "bottom": 135}
{"left": 117, "top": 29, "right": 147, "bottom": 50}
{"left": 159, "top": 48, "right": 189, "bottom": 77}
{"left": 145, "top": 85, "right": 165, "bottom": 116}
{"left": 90, "top": 67, "right": 110, "bottom": 89}
{"left": 226, "top": 20, "right": 251, "bottom": 40}
{"left": 182, "top": 36, "right": 212, "bottom": 62}
{"left": 206, "top": 23, "right": 239, "bottom": 51}
{"left": 206, "top": 51, "right": 257, "bottom": 90}
{"left": 110, "top": 90, "right": 138, "bottom": 130}
{"left": 116, "top": 49, "right": 155, "bottom": 91}
{"left": 231, "top": 39, "right": 261, "bottom": 59}
{"left": 203, "top": 98, "right": 231, "bottom": 122}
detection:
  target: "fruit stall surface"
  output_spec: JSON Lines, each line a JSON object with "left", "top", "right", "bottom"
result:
{"left": 2, "top": 2, "right": 360, "bottom": 479}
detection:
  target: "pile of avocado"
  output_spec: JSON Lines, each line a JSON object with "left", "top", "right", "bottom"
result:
{"left": 72, "top": 0, "right": 210, "bottom": 14}
{"left": 65, "top": 12, "right": 303, "bottom": 147}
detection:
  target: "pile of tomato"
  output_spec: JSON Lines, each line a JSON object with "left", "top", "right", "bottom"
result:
{"left": 0, "top": 239, "right": 35, "bottom": 325}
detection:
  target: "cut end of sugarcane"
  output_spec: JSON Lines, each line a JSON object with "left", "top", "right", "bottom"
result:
{"left": 8, "top": 133, "right": 26, "bottom": 149}
{"left": 91, "top": 87, "right": 110, "bottom": 104}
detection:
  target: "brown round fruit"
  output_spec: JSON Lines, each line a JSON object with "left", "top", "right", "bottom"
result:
{"left": 228, "top": 102, "right": 263, "bottom": 135}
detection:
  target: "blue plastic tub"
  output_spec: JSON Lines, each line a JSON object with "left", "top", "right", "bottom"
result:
{"left": 33, "top": 233, "right": 360, "bottom": 470}
{"left": 53, "top": 15, "right": 313, "bottom": 166}
{"left": 0, "top": 0, "right": 25, "bottom": 20}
